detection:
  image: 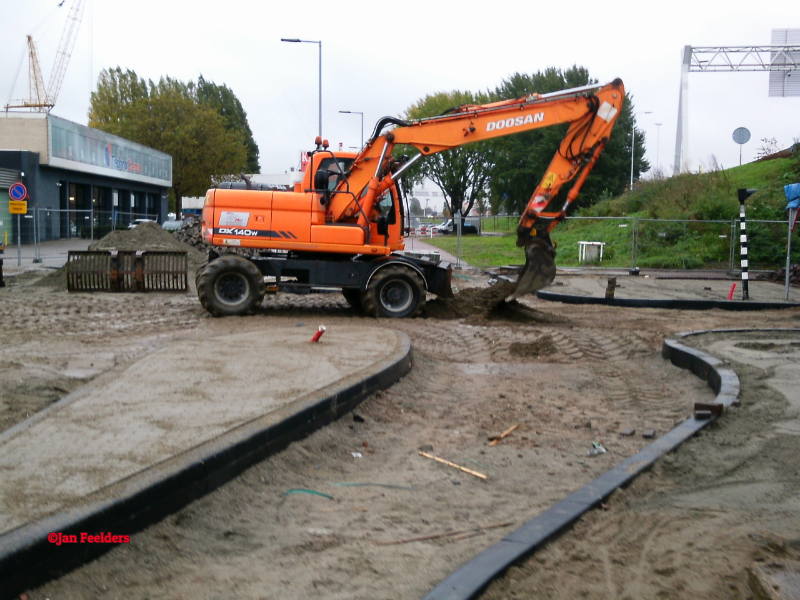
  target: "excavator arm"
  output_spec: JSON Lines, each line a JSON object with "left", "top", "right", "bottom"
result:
{"left": 327, "top": 78, "right": 625, "bottom": 297}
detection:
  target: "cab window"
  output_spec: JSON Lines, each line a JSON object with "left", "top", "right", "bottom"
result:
{"left": 372, "top": 189, "right": 396, "bottom": 223}
{"left": 317, "top": 157, "right": 353, "bottom": 191}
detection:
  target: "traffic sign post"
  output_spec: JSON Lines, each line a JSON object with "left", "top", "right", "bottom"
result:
{"left": 16, "top": 215, "right": 21, "bottom": 266}
{"left": 732, "top": 127, "right": 751, "bottom": 167}
{"left": 9, "top": 182, "right": 28, "bottom": 201}
{"left": 738, "top": 188, "right": 757, "bottom": 300}
{"left": 8, "top": 182, "right": 29, "bottom": 266}
{"left": 8, "top": 201, "right": 28, "bottom": 214}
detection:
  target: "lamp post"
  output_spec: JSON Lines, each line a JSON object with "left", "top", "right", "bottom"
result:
{"left": 339, "top": 110, "right": 364, "bottom": 147}
{"left": 630, "top": 111, "right": 652, "bottom": 191}
{"left": 655, "top": 123, "right": 662, "bottom": 175}
{"left": 281, "top": 38, "right": 322, "bottom": 137}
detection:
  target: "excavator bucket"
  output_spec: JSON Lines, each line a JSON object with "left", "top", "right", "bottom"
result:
{"left": 506, "top": 238, "right": 557, "bottom": 301}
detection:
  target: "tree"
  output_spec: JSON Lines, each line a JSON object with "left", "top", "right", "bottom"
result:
{"left": 195, "top": 76, "right": 260, "bottom": 173}
{"left": 408, "top": 196, "right": 424, "bottom": 216}
{"left": 756, "top": 137, "right": 779, "bottom": 160}
{"left": 87, "top": 67, "right": 149, "bottom": 135}
{"left": 489, "top": 66, "right": 647, "bottom": 214}
{"left": 131, "top": 80, "right": 248, "bottom": 214}
{"left": 403, "top": 90, "right": 494, "bottom": 219}
{"left": 89, "top": 67, "right": 252, "bottom": 214}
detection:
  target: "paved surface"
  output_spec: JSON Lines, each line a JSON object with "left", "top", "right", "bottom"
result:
{"left": 549, "top": 271, "right": 799, "bottom": 304}
{"left": 0, "top": 325, "right": 408, "bottom": 538}
{"left": 403, "top": 237, "right": 471, "bottom": 269}
{"left": 1, "top": 239, "right": 91, "bottom": 273}
{"left": 702, "top": 335, "right": 800, "bottom": 436}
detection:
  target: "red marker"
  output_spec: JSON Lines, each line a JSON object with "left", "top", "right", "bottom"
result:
{"left": 728, "top": 283, "right": 737, "bottom": 300}
{"left": 310, "top": 325, "right": 327, "bottom": 342}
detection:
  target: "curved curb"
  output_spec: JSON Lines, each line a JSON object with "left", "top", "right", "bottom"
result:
{"left": 536, "top": 290, "right": 800, "bottom": 311}
{"left": 422, "top": 329, "right": 752, "bottom": 600}
{"left": 0, "top": 333, "right": 412, "bottom": 600}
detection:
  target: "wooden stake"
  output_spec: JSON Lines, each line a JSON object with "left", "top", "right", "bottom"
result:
{"left": 489, "top": 422, "right": 521, "bottom": 447}
{"left": 418, "top": 451, "right": 487, "bottom": 480}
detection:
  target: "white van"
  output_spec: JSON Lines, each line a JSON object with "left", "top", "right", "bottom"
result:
{"left": 439, "top": 218, "right": 481, "bottom": 235}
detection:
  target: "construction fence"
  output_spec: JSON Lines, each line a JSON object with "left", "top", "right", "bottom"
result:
{"left": 2, "top": 208, "right": 158, "bottom": 249}
{"left": 413, "top": 215, "right": 798, "bottom": 271}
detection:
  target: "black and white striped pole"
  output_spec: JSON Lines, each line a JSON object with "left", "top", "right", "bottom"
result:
{"left": 738, "top": 188, "right": 757, "bottom": 300}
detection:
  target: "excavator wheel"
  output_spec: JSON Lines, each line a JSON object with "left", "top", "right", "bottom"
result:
{"left": 507, "top": 238, "right": 557, "bottom": 301}
{"left": 342, "top": 288, "right": 364, "bottom": 312}
{"left": 194, "top": 257, "right": 211, "bottom": 290}
{"left": 197, "top": 254, "right": 266, "bottom": 317}
{"left": 361, "top": 265, "right": 426, "bottom": 318}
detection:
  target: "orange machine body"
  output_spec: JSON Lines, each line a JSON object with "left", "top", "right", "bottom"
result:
{"left": 202, "top": 152, "right": 405, "bottom": 256}
{"left": 202, "top": 79, "right": 624, "bottom": 258}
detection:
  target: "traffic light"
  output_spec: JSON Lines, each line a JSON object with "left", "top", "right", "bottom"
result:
{"left": 738, "top": 188, "right": 757, "bottom": 203}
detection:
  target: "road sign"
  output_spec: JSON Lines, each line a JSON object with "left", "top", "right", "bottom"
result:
{"left": 732, "top": 127, "right": 751, "bottom": 145}
{"left": 9, "top": 182, "right": 28, "bottom": 200}
{"left": 9, "top": 200, "right": 28, "bottom": 214}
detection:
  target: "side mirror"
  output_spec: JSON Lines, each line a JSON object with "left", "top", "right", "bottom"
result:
{"left": 314, "top": 169, "right": 330, "bottom": 190}
{"left": 314, "top": 169, "right": 331, "bottom": 206}
{"left": 377, "top": 215, "right": 389, "bottom": 236}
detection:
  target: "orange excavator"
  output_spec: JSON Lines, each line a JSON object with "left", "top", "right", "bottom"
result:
{"left": 198, "top": 79, "right": 625, "bottom": 317}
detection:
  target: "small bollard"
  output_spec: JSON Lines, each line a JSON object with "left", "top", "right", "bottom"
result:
{"left": 605, "top": 277, "right": 617, "bottom": 300}
{"left": 310, "top": 325, "right": 327, "bottom": 342}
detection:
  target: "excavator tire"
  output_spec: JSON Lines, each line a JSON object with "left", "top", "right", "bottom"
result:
{"left": 342, "top": 288, "right": 364, "bottom": 312}
{"left": 194, "top": 257, "right": 211, "bottom": 290}
{"left": 361, "top": 265, "right": 426, "bottom": 319}
{"left": 197, "top": 254, "right": 265, "bottom": 317}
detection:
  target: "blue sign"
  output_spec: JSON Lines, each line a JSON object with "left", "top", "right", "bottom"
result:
{"left": 9, "top": 182, "right": 27, "bottom": 200}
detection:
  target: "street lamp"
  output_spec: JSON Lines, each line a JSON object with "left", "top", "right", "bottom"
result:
{"left": 630, "top": 111, "right": 652, "bottom": 191}
{"left": 655, "top": 123, "right": 662, "bottom": 175}
{"left": 281, "top": 38, "right": 322, "bottom": 137}
{"left": 339, "top": 110, "right": 364, "bottom": 147}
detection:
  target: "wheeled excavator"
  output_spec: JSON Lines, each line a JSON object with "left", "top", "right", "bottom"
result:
{"left": 197, "top": 79, "right": 625, "bottom": 317}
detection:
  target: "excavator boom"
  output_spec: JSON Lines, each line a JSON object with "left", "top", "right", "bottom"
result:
{"left": 328, "top": 79, "right": 625, "bottom": 297}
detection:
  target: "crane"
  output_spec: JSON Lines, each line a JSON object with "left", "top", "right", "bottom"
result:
{"left": 4, "top": 0, "right": 87, "bottom": 112}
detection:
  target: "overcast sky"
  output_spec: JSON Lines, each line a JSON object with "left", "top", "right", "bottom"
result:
{"left": 2, "top": 0, "right": 797, "bottom": 211}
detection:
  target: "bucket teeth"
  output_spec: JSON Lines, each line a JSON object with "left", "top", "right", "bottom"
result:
{"left": 507, "top": 239, "right": 556, "bottom": 301}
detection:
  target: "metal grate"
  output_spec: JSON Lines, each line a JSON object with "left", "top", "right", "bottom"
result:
{"left": 67, "top": 251, "right": 187, "bottom": 292}
{"left": 142, "top": 252, "right": 187, "bottom": 291}
{"left": 66, "top": 252, "right": 113, "bottom": 291}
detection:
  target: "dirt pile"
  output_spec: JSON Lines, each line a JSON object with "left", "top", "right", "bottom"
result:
{"left": 425, "top": 281, "right": 517, "bottom": 320}
{"left": 760, "top": 265, "right": 800, "bottom": 285}
{"left": 425, "top": 281, "right": 562, "bottom": 325}
{"left": 173, "top": 218, "right": 207, "bottom": 251}
{"left": 88, "top": 221, "right": 202, "bottom": 257}
{"left": 34, "top": 222, "right": 207, "bottom": 289}
{"left": 509, "top": 334, "right": 558, "bottom": 358}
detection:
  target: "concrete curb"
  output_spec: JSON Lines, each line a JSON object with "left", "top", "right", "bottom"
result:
{"left": 421, "top": 329, "right": 756, "bottom": 600}
{"left": 536, "top": 290, "right": 800, "bottom": 311}
{"left": 0, "top": 333, "right": 412, "bottom": 600}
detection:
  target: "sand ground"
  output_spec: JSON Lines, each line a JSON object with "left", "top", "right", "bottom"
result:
{"left": 2, "top": 264, "right": 799, "bottom": 600}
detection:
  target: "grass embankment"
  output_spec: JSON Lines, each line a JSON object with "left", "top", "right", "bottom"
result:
{"left": 422, "top": 158, "right": 800, "bottom": 270}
